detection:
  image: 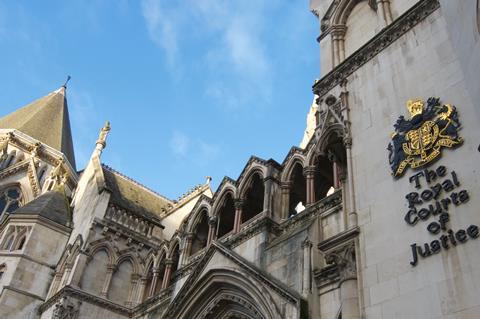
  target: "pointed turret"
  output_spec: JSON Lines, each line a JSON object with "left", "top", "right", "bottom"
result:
{"left": 0, "top": 87, "right": 76, "bottom": 168}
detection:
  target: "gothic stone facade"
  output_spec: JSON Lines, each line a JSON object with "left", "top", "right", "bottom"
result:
{"left": 0, "top": 0, "right": 479, "bottom": 318}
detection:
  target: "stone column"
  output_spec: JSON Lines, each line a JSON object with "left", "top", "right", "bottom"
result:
{"left": 302, "top": 239, "right": 313, "bottom": 297}
{"left": 47, "top": 271, "right": 64, "bottom": 298}
{"left": 328, "top": 150, "right": 341, "bottom": 190}
{"left": 303, "top": 166, "right": 316, "bottom": 205}
{"left": 161, "top": 259, "right": 174, "bottom": 290}
{"left": 280, "top": 181, "right": 292, "bottom": 219}
{"left": 207, "top": 216, "right": 217, "bottom": 246}
{"left": 134, "top": 276, "right": 147, "bottom": 305}
{"left": 60, "top": 264, "right": 73, "bottom": 287}
{"left": 126, "top": 273, "right": 140, "bottom": 307}
{"left": 233, "top": 200, "right": 244, "bottom": 233}
{"left": 100, "top": 264, "right": 116, "bottom": 298}
{"left": 325, "top": 243, "right": 360, "bottom": 319}
{"left": 331, "top": 25, "right": 346, "bottom": 66}
{"left": 263, "top": 176, "right": 274, "bottom": 218}
{"left": 344, "top": 136, "right": 357, "bottom": 228}
{"left": 148, "top": 267, "right": 161, "bottom": 297}
{"left": 340, "top": 85, "right": 357, "bottom": 228}
{"left": 377, "top": 0, "right": 393, "bottom": 25}
{"left": 181, "top": 233, "right": 194, "bottom": 266}
{"left": 68, "top": 252, "right": 88, "bottom": 288}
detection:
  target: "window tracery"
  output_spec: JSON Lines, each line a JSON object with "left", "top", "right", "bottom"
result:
{"left": 0, "top": 225, "right": 30, "bottom": 251}
{"left": 0, "top": 186, "right": 23, "bottom": 217}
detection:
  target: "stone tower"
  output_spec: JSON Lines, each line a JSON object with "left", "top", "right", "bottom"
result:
{"left": 0, "top": 87, "right": 78, "bottom": 318}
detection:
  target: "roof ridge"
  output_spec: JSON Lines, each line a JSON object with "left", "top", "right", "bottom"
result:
{"left": 175, "top": 183, "right": 209, "bottom": 204}
{"left": 101, "top": 164, "right": 173, "bottom": 203}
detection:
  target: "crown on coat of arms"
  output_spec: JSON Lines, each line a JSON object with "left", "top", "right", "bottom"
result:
{"left": 406, "top": 99, "right": 424, "bottom": 118}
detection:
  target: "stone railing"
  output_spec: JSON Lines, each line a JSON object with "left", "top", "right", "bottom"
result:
{"left": 104, "top": 204, "right": 158, "bottom": 238}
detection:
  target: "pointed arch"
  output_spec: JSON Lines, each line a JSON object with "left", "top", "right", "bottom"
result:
{"left": 80, "top": 249, "right": 109, "bottom": 296}
{"left": 167, "top": 269, "right": 283, "bottom": 319}
{"left": 214, "top": 190, "right": 236, "bottom": 239}
{"left": 239, "top": 170, "right": 265, "bottom": 224}
{"left": 115, "top": 252, "right": 141, "bottom": 275}
{"left": 189, "top": 208, "right": 209, "bottom": 256}
{"left": 237, "top": 167, "right": 265, "bottom": 200}
{"left": 281, "top": 153, "right": 306, "bottom": 183}
{"left": 108, "top": 258, "right": 134, "bottom": 306}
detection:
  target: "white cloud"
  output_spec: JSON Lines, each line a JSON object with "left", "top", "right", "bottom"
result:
{"left": 169, "top": 130, "right": 219, "bottom": 166}
{"left": 141, "top": 0, "right": 179, "bottom": 68}
{"left": 140, "top": 0, "right": 273, "bottom": 109}
{"left": 170, "top": 130, "right": 190, "bottom": 157}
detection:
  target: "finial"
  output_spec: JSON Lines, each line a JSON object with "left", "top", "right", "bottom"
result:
{"left": 62, "top": 75, "right": 71, "bottom": 89}
{"left": 95, "top": 121, "right": 111, "bottom": 154}
{"left": 205, "top": 176, "right": 212, "bottom": 184}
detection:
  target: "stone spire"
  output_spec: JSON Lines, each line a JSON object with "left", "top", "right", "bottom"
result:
{"left": 0, "top": 87, "right": 76, "bottom": 168}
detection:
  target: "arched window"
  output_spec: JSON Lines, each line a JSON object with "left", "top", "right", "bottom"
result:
{"left": 81, "top": 250, "right": 109, "bottom": 296}
{"left": 216, "top": 193, "right": 235, "bottom": 238}
{"left": 0, "top": 225, "right": 30, "bottom": 251}
{"left": 314, "top": 156, "right": 334, "bottom": 201}
{"left": 16, "top": 235, "right": 26, "bottom": 250}
{"left": 190, "top": 210, "right": 209, "bottom": 256}
{"left": 288, "top": 163, "right": 307, "bottom": 217}
{"left": 170, "top": 242, "right": 180, "bottom": 276}
{"left": 0, "top": 186, "right": 23, "bottom": 217}
{"left": 0, "top": 263, "right": 6, "bottom": 280}
{"left": 108, "top": 259, "right": 134, "bottom": 306}
{"left": 242, "top": 173, "right": 264, "bottom": 223}
{"left": 1, "top": 233, "right": 15, "bottom": 251}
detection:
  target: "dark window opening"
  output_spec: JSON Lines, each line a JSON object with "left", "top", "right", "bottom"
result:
{"left": 217, "top": 193, "right": 235, "bottom": 238}
{"left": 242, "top": 173, "right": 264, "bottom": 223}
{"left": 190, "top": 210, "right": 209, "bottom": 256}
{"left": 288, "top": 163, "right": 306, "bottom": 217}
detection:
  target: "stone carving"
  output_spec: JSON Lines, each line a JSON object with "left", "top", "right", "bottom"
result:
{"left": 325, "top": 242, "right": 357, "bottom": 281}
{"left": 52, "top": 297, "right": 79, "bottom": 319}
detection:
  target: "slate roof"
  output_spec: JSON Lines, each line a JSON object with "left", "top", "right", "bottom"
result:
{"left": 13, "top": 190, "right": 71, "bottom": 227}
{"left": 0, "top": 87, "right": 76, "bottom": 169}
{"left": 102, "top": 164, "right": 173, "bottom": 219}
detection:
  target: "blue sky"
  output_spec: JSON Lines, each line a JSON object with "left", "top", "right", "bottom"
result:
{"left": 0, "top": 0, "right": 319, "bottom": 199}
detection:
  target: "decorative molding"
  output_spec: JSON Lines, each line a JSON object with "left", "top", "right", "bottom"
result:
{"left": 38, "top": 286, "right": 130, "bottom": 316}
{"left": 318, "top": 226, "right": 359, "bottom": 252}
{"left": 164, "top": 242, "right": 304, "bottom": 319}
{"left": 312, "top": 0, "right": 440, "bottom": 98}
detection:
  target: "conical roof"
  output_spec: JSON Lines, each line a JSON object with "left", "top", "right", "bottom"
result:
{"left": 0, "top": 87, "right": 76, "bottom": 168}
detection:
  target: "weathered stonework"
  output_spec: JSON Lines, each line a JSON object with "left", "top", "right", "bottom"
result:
{"left": 0, "top": 0, "right": 479, "bottom": 318}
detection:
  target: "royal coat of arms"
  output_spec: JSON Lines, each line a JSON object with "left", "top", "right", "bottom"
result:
{"left": 387, "top": 97, "right": 463, "bottom": 178}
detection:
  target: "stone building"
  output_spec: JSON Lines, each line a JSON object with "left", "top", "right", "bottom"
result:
{"left": 0, "top": 0, "right": 479, "bottom": 318}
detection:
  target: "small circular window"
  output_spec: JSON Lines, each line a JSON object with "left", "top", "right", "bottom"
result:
{"left": 0, "top": 186, "right": 23, "bottom": 216}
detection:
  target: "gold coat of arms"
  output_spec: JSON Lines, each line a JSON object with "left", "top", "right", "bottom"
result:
{"left": 387, "top": 97, "right": 463, "bottom": 178}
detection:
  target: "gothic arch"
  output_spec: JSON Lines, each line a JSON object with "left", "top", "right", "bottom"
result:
{"left": 168, "top": 269, "right": 282, "bottom": 319}
{"left": 213, "top": 190, "right": 236, "bottom": 239}
{"left": 114, "top": 252, "right": 143, "bottom": 274}
{"left": 239, "top": 170, "right": 265, "bottom": 224}
{"left": 186, "top": 204, "right": 212, "bottom": 233}
{"left": 307, "top": 124, "right": 345, "bottom": 166}
{"left": 87, "top": 241, "right": 116, "bottom": 265}
{"left": 280, "top": 153, "right": 306, "bottom": 183}
{"left": 237, "top": 168, "right": 265, "bottom": 200}
{"left": 211, "top": 185, "right": 236, "bottom": 217}
{"left": 168, "top": 236, "right": 181, "bottom": 259}
{"left": 332, "top": 0, "right": 369, "bottom": 26}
